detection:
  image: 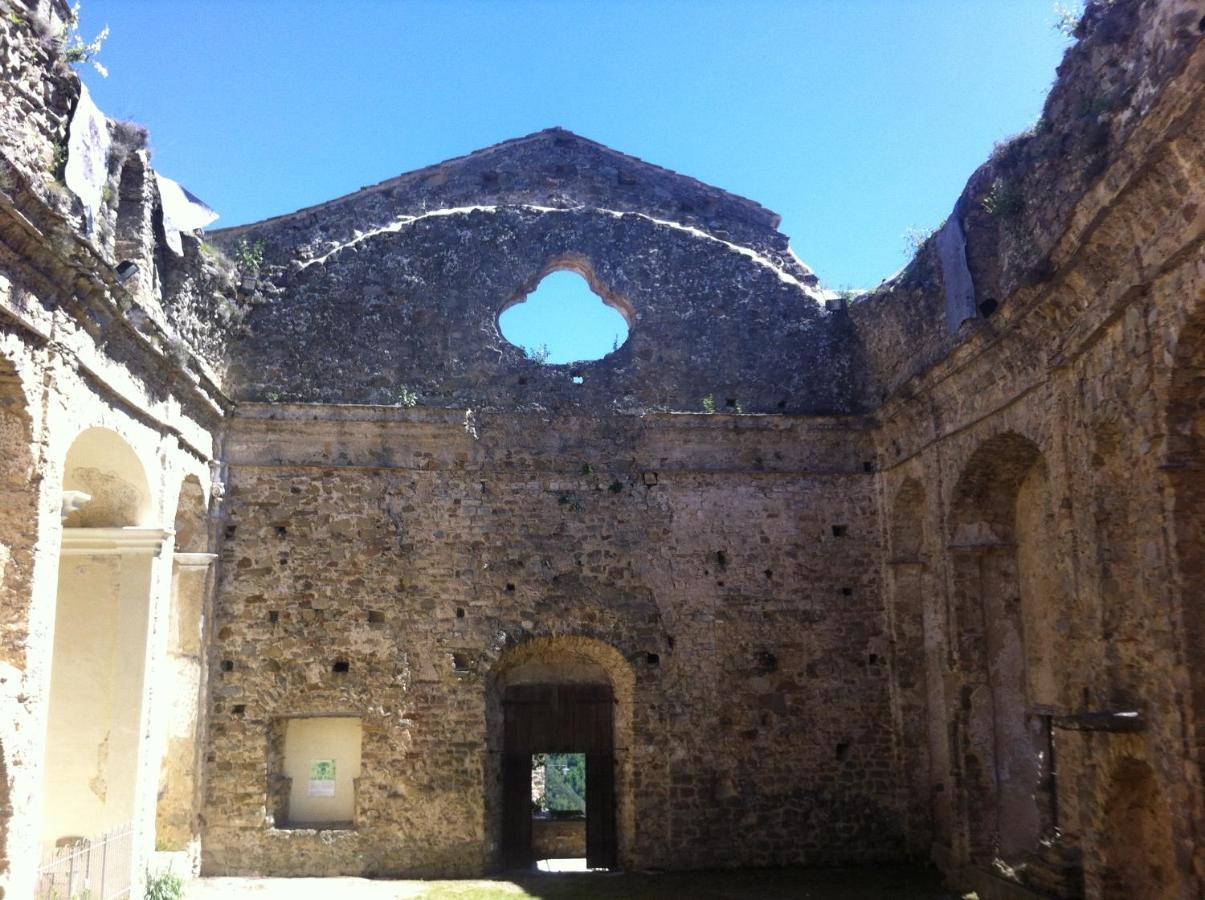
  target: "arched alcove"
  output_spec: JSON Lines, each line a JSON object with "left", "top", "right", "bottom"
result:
{"left": 155, "top": 474, "right": 212, "bottom": 851}
{"left": 1165, "top": 313, "right": 1205, "bottom": 800}
{"left": 485, "top": 636, "right": 635, "bottom": 871}
{"left": 61, "top": 426, "right": 153, "bottom": 528}
{"left": 1099, "top": 757, "right": 1179, "bottom": 900}
{"left": 42, "top": 427, "right": 162, "bottom": 845}
{"left": 948, "top": 432, "right": 1056, "bottom": 860}
{"left": 498, "top": 259, "right": 631, "bottom": 365}
{"left": 887, "top": 478, "right": 935, "bottom": 853}
{"left": 1089, "top": 421, "right": 1142, "bottom": 708}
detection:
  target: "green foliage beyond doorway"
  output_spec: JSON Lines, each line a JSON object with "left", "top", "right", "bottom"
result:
{"left": 532, "top": 753, "right": 586, "bottom": 814}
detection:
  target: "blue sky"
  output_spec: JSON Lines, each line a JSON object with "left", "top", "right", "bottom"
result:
{"left": 77, "top": 0, "right": 1070, "bottom": 359}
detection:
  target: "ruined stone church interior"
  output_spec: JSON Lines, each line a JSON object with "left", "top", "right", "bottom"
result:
{"left": 0, "top": 0, "right": 1203, "bottom": 897}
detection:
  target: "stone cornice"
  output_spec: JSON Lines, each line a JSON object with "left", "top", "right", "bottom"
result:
{"left": 60, "top": 527, "right": 173, "bottom": 556}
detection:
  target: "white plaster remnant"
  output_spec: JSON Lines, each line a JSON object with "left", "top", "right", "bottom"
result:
{"left": 156, "top": 173, "right": 220, "bottom": 255}
{"left": 298, "top": 204, "right": 823, "bottom": 301}
{"left": 64, "top": 84, "right": 111, "bottom": 235}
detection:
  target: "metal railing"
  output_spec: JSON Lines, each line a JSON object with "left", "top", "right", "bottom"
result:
{"left": 36, "top": 824, "right": 134, "bottom": 900}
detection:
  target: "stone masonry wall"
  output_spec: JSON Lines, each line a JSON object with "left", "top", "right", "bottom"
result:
{"left": 867, "top": 3, "right": 1205, "bottom": 895}
{"left": 0, "top": 0, "right": 1202, "bottom": 897}
{"left": 201, "top": 407, "right": 898, "bottom": 875}
{"left": 213, "top": 131, "right": 856, "bottom": 416}
{"left": 0, "top": 2, "right": 230, "bottom": 895}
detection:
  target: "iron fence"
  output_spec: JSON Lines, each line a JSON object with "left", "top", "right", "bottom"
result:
{"left": 36, "top": 824, "right": 134, "bottom": 900}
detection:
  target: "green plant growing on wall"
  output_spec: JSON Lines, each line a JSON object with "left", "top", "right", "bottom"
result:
{"left": 982, "top": 177, "right": 1024, "bottom": 218}
{"left": 702, "top": 394, "right": 717, "bottom": 414}
{"left": 902, "top": 225, "right": 936, "bottom": 255}
{"left": 144, "top": 869, "right": 183, "bottom": 900}
{"left": 61, "top": 3, "right": 109, "bottom": 77}
{"left": 49, "top": 141, "right": 68, "bottom": 178}
{"left": 524, "top": 343, "right": 551, "bottom": 364}
{"left": 235, "top": 238, "right": 266, "bottom": 273}
{"left": 396, "top": 385, "right": 418, "bottom": 408}
{"left": 1053, "top": 1, "right": 1083, "bottom": 38}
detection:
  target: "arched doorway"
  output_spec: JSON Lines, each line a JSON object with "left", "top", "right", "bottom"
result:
{"left": 947, "top": 432, "right": 1058, "bottom": 861}
{"left": 41, "top": 427, "right": 160, "bottom": 846}
{"left": 486, "top": 637, "right": 634, "bottom": 871}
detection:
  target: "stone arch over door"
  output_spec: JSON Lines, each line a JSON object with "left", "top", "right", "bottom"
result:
{"left": 947, "top": 431, "right": 1058, "bottom": 861}
{"left": 485, "top": 636, "right": 635, "bottom": 871}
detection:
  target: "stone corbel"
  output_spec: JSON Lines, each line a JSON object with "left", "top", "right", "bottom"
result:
{"left": 60, "top": 527, "right": 173, "bottom": 556}
{"left": 173, "top": 552, "right": 218, "bottom": 571}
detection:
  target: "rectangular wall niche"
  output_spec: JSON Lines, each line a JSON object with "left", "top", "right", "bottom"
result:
{"left": 271, "top": 717, "right": 362, "bottom": 828}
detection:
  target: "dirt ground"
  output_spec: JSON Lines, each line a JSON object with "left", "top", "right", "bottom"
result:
{"left": 184, "top": 865, "right": 961, "bottom": 899}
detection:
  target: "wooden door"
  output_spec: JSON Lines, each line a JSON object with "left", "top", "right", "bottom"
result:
{"left": 501, "top": 682, "right": 617, "bottom": 869}
{"left": 585, "top": 751, "right": 617, "bottom": 869}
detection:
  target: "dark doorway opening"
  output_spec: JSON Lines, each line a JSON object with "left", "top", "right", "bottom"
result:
{"left": 501, "top": 683, "right": 616, "bottom": 870}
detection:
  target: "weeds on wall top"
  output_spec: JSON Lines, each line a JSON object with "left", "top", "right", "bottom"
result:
{"left": 396, "top": 386, "right": 419, "bottom": 408}
{"left": 903, "top": 226, "right": 937, "bottom": 256}
{"left": 982, "top": 178, "right": 1024, "bottom": 218}
{"left": 235, "top": 238, "right": 266, "bottom": 273}
{"left": 62, "top": 2, "right": 108, "bottom": 77}
{"left": 524, "top": 343, "right": 551, "bottom": 364}
{"left": 1053, "top": 1, "right": 1084, "bottom": 38}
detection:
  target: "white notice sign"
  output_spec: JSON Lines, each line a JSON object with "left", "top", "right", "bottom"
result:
{"left": 309, "top": 759, "right": 336, "bottom": 797}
